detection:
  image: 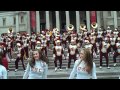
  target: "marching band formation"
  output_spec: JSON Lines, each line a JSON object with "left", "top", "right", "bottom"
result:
{"left": 0, "top": 22, "right": 120, "bottom": 73}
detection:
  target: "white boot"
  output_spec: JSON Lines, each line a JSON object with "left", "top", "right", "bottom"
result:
{"left": 114, "top": 63, "right": 117, "bottom": 67}
{"left": 107, "top": 66, "right": 110, "bottom": 69}
{"left": 55, "top": 67, "right": 57, "bottom": 72}
{"left": 15, "top": 69, "right": 18, "bottom": 72}
{"left": 99, "top": 66, "right": 102, "bottom": 69}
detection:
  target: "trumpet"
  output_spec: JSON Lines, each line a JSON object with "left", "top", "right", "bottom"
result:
{"left": 91, "top": 22, "right": 98, "bottom": 29}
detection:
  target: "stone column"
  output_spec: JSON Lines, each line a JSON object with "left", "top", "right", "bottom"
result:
{"left": 36, "top": 11, "right": 40, "bottom": 33}
{"left": 45, "top": 11, "right": 50, "bottom": 29}
{"left": 86, "top": 11, "right": 90, "bottom": 31}
{"left": 55, "top": 11, "right": 60, "bottom": 30}
{"left": 65, "top": 11, "right": 70, "bottom": 29}
{"left": 76, "top": 11, "right": 80, "bottom": 33}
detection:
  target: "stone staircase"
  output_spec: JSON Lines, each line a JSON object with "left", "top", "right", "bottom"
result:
{"left": 7, "top": 45, "right": 120, "bottom": 79}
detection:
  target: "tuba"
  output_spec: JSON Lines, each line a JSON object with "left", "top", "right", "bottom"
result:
{"left": 80, "top": 24, "right": 86, "bottom": 31}
{"left": 91, "top": 22, "right": 98, "bottom": 29}
{"left": 8, "top": 27, "right": 13, "bottom": 33}
{"left": 67, "top": 24, "right": 74, "bottom": 31}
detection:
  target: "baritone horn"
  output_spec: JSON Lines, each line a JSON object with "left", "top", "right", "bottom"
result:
{"left": 91, "top": 22, "right": 98, "bottom": 29}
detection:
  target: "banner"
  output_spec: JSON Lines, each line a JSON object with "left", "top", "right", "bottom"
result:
{"left": 30, "top": 11, "right": 36, "bottom": 32}
{"left": 90, "top": 11, "right": 96, "bottom": 23}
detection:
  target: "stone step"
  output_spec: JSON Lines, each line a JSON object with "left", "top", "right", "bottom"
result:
{"left": 7, "top": 72, "right": 120, "bottom": 79}
{"left": 8, "top": 65, "right": 120, "bottom": 71}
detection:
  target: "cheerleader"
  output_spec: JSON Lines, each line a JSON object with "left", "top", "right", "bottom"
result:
{"left": 23, "top": 49, "right": 48, "bottom": 79}
{"left": 15, "top": 43, "right": 25, "bottom": 72}
{"left": 53, "top": 40, "right": 65, "bottom": 71}
{"left": 66, "top": 40, "right": 79, "bottom": 70}
{"left": 69, "top": 48, "right": 97, "bottom": 79}
{"left": 99, "top": 37, "right": 110, "bottom": 69}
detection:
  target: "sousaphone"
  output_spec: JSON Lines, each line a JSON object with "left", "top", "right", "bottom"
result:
{"left": 80, "top": 24, "right": 86, "bottom": 31}
{"left": 53, "top": 28, "right": 59, "bottom": 34}
{"left": 8, "top": 27, "right": 13, "bottom": 33}
{"left": 91, "top": 22, "right": 98, "bottom": 29}
{"left": 67, "top": 24, "right": 74, "bottom": 31}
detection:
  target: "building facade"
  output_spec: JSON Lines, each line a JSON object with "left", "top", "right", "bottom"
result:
{"left": 0, "top": 11, "right": 30, "bottom": 35}
{"left": 0, "top": 11, "right": 120, "bottom": 35}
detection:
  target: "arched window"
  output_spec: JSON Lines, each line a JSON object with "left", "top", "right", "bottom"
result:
{"left": 107, "top": 11, "right": 111, "bottom": 17}
{"left": 13, "top": 17, "right": 16, "bottom": 25}
{"left": 3, "top": 18, "right": 6, "bottom": 26}
{"left": 21, "top": 16, "right": 24, "bottom": 24}
{"left": 117, "top": 11, "right": 120, "bottom": 17}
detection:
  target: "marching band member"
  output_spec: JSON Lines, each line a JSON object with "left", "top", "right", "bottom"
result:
{"left": 110, "top": 32, "right": 117, "bottom": 55}
{"left": 113, "top": 37, "right": 120, "bottom": 66}
{"left": 77, "top": 34, "right": 83, "bottom": 48}
{"left": 1, "top": 34, "right": 6, "bottom": 43}
{"left": 62, "top": 32, "right": 67, "bottom": 48}
{"left": 99, "top": 37, "right": 110, "bottom": 69}
{"left": 6, "top": 37, "right": 12, "bottom": 60}
{"left": 41, "top": 36, "right": 48, "bottom": 57}
{"left": 66, "top": 40, "right": 79, "bottom": 70}
{"left": 22, "top": 34, "right": 29, "bottom": 59}
{"left": 113, "top": 28, "right": 119, "bottom": 38}
{"left": 35, "top": 41, "right": 42, "bottom": 50}
{"left": 53, "top": 40, "right": 65, "bottom": 71}
{"left": 84, "top": 39, "right": 93, "bottom": 57}
{"left": 46, "top": 31, "right": 51, "bottom": 49}
{"left": 96, "top": 28, "right": 103, "bottom": 54}
{"left": 16, "top": 32, "right": 22, "bottom": 44}
{"left": 53, "top": 36, "right": 60, "bottom": 46}
{"left": 30, "top": 32, "right": 36, "bottom": 50}
{"left": 36, "top": 32, "right": 41, "bottom": 42}
{"left": 97, "top": 28, "right": 103, "bottom": 44}
{"left": 71, "top": 32, "right": 77, "bottom": 43}
{"left": 15, "top": 43, "right": 25, "bottom": 72}
{"left": 26, "top": 33, "right": 31, "bottom": 50}
{"left": 106, "top": 26, "right": 112, "bottom": 38}
{"left": 90, "top": 32, "right": 97, "bottom": 57}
